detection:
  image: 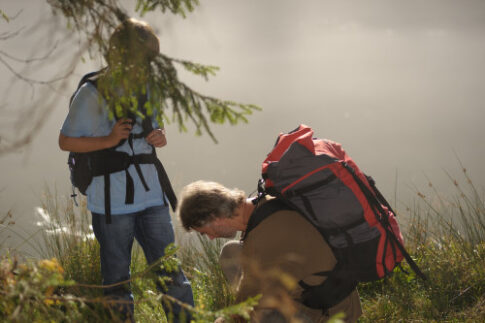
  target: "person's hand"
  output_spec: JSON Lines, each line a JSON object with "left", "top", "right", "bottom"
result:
{"left": 146, "top": 128, "right": 167, "bottom": 147}
{"left": 107, "top": 118, "right": 132, "bottom": 147}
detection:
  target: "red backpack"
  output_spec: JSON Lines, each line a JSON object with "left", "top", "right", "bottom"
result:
{"left": 252, "top": 124, "right": 426, "bottom": 309}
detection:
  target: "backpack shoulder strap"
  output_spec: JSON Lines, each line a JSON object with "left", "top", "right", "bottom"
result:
{"left": 243, "top": 198, "right": 293, "bottom": 240}
{"left": 69, "top": 68, "right": 106, "bottom": 106}
{"left": 243, "top": 196, "right": 358, "bottom": 311}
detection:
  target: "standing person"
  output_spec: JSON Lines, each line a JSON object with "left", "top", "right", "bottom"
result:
{"left": 59, "top": 18, "right": 194, "bottom": 322}
{"left": 178, "top": 181, "right": 362, "bottom": 323}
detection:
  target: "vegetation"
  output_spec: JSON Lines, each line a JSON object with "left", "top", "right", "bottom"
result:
{"left": 358, "top": 167, "right": 485, "bottom": 322}
{"left": 0, "top": 0, "right": 260, "bottom": 154}
{"left": 2, "top": 188, "right": 260, "bottom": 322}
{"left": 1, "top": 168, "right": 484, "bottom": 322}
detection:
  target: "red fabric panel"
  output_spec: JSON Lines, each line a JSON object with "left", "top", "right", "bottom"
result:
{"left": 262, "top": 125, "right": 314, "bottom": 175}
{"left": 374, "top": 212, "right": 405, "bottom": 277}
{"left": 386, "top": 214, "right": 405, "bottom": 270}
{"left": 375, "top": 224, "right": 388, "bottom": 277}
{"left": 313, "top": 139, "right": 346, "bottom": 160}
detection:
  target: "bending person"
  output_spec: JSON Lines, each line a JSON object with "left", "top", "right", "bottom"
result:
{"left": 178, "top": 180, "right": 362, "bottom": 323}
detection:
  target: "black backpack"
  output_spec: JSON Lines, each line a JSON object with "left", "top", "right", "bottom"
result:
{"left": 67, "top": 71, "right": 102, "bottom": 199}
{"left": 67, "top": 70, "right": 177, "bottom": 223}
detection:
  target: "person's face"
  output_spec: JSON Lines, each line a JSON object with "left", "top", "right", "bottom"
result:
{"left": 195, "top": 218, "right": 238, "bottom": 240}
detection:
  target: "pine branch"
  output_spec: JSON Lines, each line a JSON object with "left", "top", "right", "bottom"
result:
{"left": 1, "top": 9, "right": 9, "bottom": 22}
{"left": 42, "top": 0, "right": 262, "bottom": 143}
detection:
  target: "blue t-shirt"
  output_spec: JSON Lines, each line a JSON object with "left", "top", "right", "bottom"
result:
{"left": 61, "top": 82, "right": 165, "bottom": 215}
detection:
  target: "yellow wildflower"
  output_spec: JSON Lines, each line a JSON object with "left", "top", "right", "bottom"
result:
{"left": 43, "top": 298, "right": 54, "bottom": 306}
{"left": 39, "top": 258, "right": 64, "bottom": 274}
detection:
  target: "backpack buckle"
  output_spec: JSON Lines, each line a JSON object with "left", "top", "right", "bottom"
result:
{"left": 252, "top": 179, "right": 267, "bottom": 205}
{"left": 71, "top": 185, "right": 79, "bottom": 207}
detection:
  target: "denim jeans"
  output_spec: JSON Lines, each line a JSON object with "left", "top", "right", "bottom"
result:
{"left": 92, "top": 205, "right": 194, "bottom": 322}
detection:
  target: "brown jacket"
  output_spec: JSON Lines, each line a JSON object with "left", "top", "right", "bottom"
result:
{"left": 237, "top": 208, "right": 362, "bottom": 322}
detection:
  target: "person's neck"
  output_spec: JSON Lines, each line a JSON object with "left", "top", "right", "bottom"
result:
{"left": 239, "top": 199, "right": 256, "bottom": 230}
{"left": 228, "top": 199, "right": 255, "bottom": 232}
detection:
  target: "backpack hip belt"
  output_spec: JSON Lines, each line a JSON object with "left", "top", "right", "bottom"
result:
{"left": 89, "top": 146, "right": 177, "bottom": 224}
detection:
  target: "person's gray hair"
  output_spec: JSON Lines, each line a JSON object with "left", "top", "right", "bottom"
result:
{"left": 178, "top": 181, "right": 246, "bottom": 231}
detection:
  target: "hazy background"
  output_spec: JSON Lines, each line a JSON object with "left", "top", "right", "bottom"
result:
{"left": 1, "top": 0, "right": 485, "bottom": 253}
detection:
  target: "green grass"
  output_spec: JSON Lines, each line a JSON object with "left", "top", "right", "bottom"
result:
{"left": 358, "top": 168, "right": 485, "bottom": 322}
{"left": 1, "top": 167, "right": 484, "bottom": 322}
{"left": 178, "top": 235, "right": 235, "bottom": 311}
{"left": 0, "top": 188, "right": 255, "bottom": 322}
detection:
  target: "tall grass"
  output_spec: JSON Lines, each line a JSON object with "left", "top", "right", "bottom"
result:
{"left": 34, "top": 188, "right": 160, "bottom": 321}
{"left": 37, "top": 188, "right": 101, "bottom": 292}
{"left": 178, "top": 235, "right": 235, "bottom": 311}
{"left": 3, "top": 166, "right": 484, "bottom": 322}
{"left": 0, "top": 211, "right": 16, "bottom": 250}
{"left": 359, "top": 167, "right": 485, "bottom": 322}
{"left": 18, "top": 189, "right": 256, "bottom": 322}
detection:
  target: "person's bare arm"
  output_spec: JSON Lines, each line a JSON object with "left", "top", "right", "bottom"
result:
{"left": 59, "top": 119, "right": 132, "bottom": 153}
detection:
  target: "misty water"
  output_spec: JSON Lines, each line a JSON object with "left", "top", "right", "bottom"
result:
{"left": 1, "top": 0, "right": 485, "bottom": 256}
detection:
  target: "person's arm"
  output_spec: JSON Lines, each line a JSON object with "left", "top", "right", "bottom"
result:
{"left": 59, "top": 118, "right": 132, "bottom": 153}
{"left": 145, "top": 128, "right": 167, "bottom": 148}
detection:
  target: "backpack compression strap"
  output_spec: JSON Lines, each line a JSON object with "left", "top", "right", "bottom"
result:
{"left": 341, "top": 162, "right": 427, "bottom": 281}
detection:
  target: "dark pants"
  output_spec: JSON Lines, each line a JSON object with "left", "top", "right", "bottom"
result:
{"left": 92, "top": 205, "right": 194, "bottom": 322}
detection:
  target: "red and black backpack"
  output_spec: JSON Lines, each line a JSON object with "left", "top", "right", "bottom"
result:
{"left": 248, "top": 124, "right": 426, "bottom": 310}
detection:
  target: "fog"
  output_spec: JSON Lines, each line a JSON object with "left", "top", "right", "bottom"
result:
{"left": 1, "top": 0, "right": 485, "bottom": 253}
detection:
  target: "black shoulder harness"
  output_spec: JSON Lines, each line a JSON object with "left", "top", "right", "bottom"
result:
{"left": 69, "top": 70, "right": 177, "bottom": 224}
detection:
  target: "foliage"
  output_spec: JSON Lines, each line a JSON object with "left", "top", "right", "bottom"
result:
{"left": 0, "top": 211, "right": 16, "bottom": 250}
{"left": 46, "top": 0, "right": 197, "bottom": 57}
{"left": 0, "top": 256, "right": 83, "bottom": 322}
{"left": 0, "top": 1, "right": 259, "bottom": 154}
{"left": 17, "top": 190, "right": 259, "bottom": 322}
{"left": 4, "top": 166, "right": 485, "bottom": 321}
{"left": 35, "top": 190, "right": 185, "bottom": 321}
{"left": 135, "top": 0, "right": 200, "bottom": 17}
{"left": 0, "top": 9, "right": 9, "bottom": 22}
{"left": 179, "top": 235, "right": 236, "bottom": 311}
{"left": 358, "top": 167, "right": 485, "bottom": 322}
{"left": 46, "top": 0, "right": 260, "bottom": 142}
{"left": 36, "top": 188, "right": 98, "bottom": 282}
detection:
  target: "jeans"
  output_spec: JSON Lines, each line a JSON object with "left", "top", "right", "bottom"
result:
{"left": 92, "top": 205, "right": 194, "bottom": 322}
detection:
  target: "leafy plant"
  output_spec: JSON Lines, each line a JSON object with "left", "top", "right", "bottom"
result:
{"left": 0, "top": 256, "right": 83, "bottom": 322}
{"left": 359, "top": 167, "right": 485, "bottom": 322}
{"left": 46, "top": 0, "right": 260, "bottom": 143}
